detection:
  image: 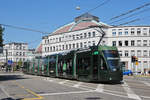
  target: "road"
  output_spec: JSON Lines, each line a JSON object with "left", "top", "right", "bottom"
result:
{"left": 0, "top": 72, "right": 150, "bottom": 100}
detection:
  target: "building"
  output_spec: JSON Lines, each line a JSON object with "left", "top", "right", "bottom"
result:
{"left": 0, "top": 42, "right": 28, "bottom": 64}
{"left": 42, "top": 13, "right": 150, "bottom": 73}
{"left": 26, "top": 49, "right": 36, "bottom": 60}
{"left": 42, "top": 13, "right": 110, "bottom": 56}
{"left": 108, "top": 26, "right": 150, "bottom": 73}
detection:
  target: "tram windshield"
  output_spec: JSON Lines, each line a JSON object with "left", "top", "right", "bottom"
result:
{"left": 103, "top": 50, "right": 120, "bottom": 71}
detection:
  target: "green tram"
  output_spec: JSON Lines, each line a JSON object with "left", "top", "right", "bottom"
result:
{"left": 23, "top": 45, "right": 123, "bottom": 82}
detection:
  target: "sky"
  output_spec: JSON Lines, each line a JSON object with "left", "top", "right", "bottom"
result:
{"left": 0, "top": 0, "right": 150, "bottom": 49}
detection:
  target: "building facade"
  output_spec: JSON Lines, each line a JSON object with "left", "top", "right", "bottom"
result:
{"left": 107, "top": 26, "right": 150, "bottom": 73}
{"left": 42, "top": 13, "right": 150, "bottom": 73}
{"left": 0, "top": 42, "right": 28, "bottom": 64}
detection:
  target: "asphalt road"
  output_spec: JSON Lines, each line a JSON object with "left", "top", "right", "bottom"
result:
{"left": 0, "top": 72, "right": 150, "bottom": 100}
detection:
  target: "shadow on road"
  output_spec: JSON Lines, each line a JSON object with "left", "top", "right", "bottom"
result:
{"left": 0, "top": 74, "right": 27, "bottom": 81}
{"left": 1, "top": 97, "right": 23, "bottom": 100}
{"left": 85, "top": 97, "right": 101, "bottom": 100}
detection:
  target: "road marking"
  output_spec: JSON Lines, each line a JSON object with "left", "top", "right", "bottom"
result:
{"left": 14, "top": 82, "right": 43, "bottom": 100}
{"left": 72, "top": 82, "right": 82, "bottom": 88}
{"left": 122, "top": 81, "right": 141, "bottom": 100}
{"left": 142, "top": 81, "right": 150, "bottom": 87}
{"left": 23, "top": 89, "right": 43, "bottom": 100}
{"left": 39, "top": 90, "right": 94, "bottom": 96}
{"left": 59, "top": 80, "right": 69, "bottom": 84}
{"left": 95, "top": 84, "right": 104, "bottom": 92}
{"left": 0, "top": 86, "right": 13, "bottom": 98}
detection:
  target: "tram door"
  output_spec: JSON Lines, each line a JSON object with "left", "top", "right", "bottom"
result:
{"left": 92, "top": 55, "right": 98, "bottom": 80}
{"left": 99, "top": 56, "right": 108, "bottom": 81}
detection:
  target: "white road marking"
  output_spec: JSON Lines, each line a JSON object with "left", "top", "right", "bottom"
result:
{"left": 59, "top": 80, "right": 69, "bottom": 84}
{"left": 122, "top": 82, "right": 141, "bottom": 100}
{"left": 39, "top": 90, "right": 93, "bottom": 96}
{"left": 0, "top": 86, "right": 13, "bottom": 98}
{"left": 95, "top": 84, "right": 104, "bottom": 92}
{"left": 48, "top": 79, "right": 54, "bottom": 82}
{"left": 72, "top": 82, "right": 82, "bottom": 88}
{"left": 142, "top": 81, "right": 150, "bottom": 87}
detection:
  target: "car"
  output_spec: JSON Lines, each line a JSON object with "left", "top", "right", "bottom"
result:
{"left": 123, "top": 70, "right": 133, "bottom": 76}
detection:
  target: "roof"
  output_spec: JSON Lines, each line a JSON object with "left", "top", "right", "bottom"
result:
{"left": 52, "top": 13, "right": 109, "bottom": 35}
{"left": 35, "top": 42, "right": 42, "bottom": 53}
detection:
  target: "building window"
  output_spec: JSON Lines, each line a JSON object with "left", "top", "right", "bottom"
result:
{"left": 143, "top": 28, "right": 147, "bottom": 36}
{"left": 125, "top": 51, "right": 129, "bottom": 57}
{"left": 119, "top": 51, "right": 122, "bottom": 57}
{"left": 125, "top": 41, "right": 128, "bottom": 46}
{"left": 84, "top": 33, "right": 87, "bottom": 38}
{"left": 137, "top": 28, "right": 141, "bottom": 35}
{"left": 50, "top": 47, "right": 52, "bottom": 51}
{"left": 47, "top": 47, "right": 49, "bottom": 52}
{"left": 92, "top": 41, "right": 95, "bottom": 46}
{"left": 69, "top": 44, "right": 71, "bottom": 49}
{"left": 66, "top": 45, "right": 68, "bottom": 50}
{"left": 131, "top": 50, "right": 135, "bottom": 56}
{"left": 88, "top": 41, "right": 91, "bottom": 46}
{"left": 62, "top": 45, "right": 64, "bottom": 50}
{"left": 131, "top": 28, "right": 135, "bottom": 35}
{"left": 131, "top": 31, "right": 134, "bottom": 35}
{"left": 80, "top": 42, "right": 83, "bottom": 48}
{"left": 73, "top": 44, "right": 75, "bottom": 48}
{"left": 125, "top": 31, "right": 128, "bottom": 35}
{"left": 131, "top": 40, "right": 135, "bottom": 46}
{"left": 137, "top": 40, "right": 141, "bottom": 46}
{"left": 137, "top": 50, "right": 141, "bottom": 57}
{"left": 143, "top": 40, "right": 147, "bottom": 46}
{"left": 118, "top": 32, "right": 122, "bottom": 35}
{"left": 112, "top": 41, "right": 116, "bottom": 46}
{"left": 93, "top": 31, "right": 96, "bottom": 37}
{"left": 76, "top": 34, "right": 79, "bottom": 39}
{"left": 84, "top": 42, "right": 87, "bottom": 48}
{"left": 45, "top": 47, "right": 46, "bottom": 52}
{"left": 112, "top": 32, "right": 116, "bottom": 36}
{"left": 59, "top": 37, "right": 61, "bottom": 42}
{"left": 119, "top": 41, "right": 122, "bottom": 46}
{"left": 73, "top": 35, "right": 75, "bottom": 40}
{"left": 53, "top": 46, "right": 55, "bottom": 51}
{"left": 80, "top": 33, "right": 83, "bottom": 39}
{"left": 88, "top": 32, "right": 91, "bottom": 37}
{"left": 76, "top": 43, "right": 79, "bottom": 48}
{"left": 143, "top": 50, "right": 147, "bottom": 57}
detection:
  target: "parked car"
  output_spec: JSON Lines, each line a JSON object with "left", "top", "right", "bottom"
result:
{"left": 123, "top": 70, "right": 133, "bottom": 76}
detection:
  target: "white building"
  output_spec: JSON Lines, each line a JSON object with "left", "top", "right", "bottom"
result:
{"left": 108, "top": 26, "right": 150, "bottom": 73}
{"left": 0, "top": 42, "right": 28, "bottom": 64}
{"left": 42, "top": 13, "right": 150, "bottom": 73}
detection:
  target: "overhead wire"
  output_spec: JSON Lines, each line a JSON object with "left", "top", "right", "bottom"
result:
{"left": 114, "top": 15, "right": 150, "bottom": 26}
{"left": 109, "top": 2, "right": 150, "bottom": 21}
{"left": 109, "top": 7, "right": 150, "bottom": 25}
{"left": 0, "top": 24, "right": 50, "bottom": 34}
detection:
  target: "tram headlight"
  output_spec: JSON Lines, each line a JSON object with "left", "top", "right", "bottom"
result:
{"left": 112, "top": 68, "right": 117, "bottom": 71}
{"left": 109, "top": 77, "right": 112, "bottom": 80}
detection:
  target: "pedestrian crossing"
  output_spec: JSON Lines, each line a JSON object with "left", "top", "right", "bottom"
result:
{"left": 42, "top": 77, "right": 150, "bottom": 100}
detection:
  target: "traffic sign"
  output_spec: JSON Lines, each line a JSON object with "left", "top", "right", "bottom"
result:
{"left": 8, "top": 60, "right": 13, "bottom": 65}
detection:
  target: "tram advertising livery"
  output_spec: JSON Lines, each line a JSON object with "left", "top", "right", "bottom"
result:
{"left": 23, "top": 45, "right": 123, "bottom": 82}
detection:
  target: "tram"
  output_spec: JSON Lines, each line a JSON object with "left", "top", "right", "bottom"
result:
{"left": 23, "top": 45, "right": 123, "bottom": 82}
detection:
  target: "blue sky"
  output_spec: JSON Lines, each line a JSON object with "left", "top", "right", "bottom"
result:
{"left": 0, "top": 0, "right": 150, "bottom": 48}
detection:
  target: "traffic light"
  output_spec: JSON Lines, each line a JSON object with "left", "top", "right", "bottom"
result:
{"left": 0, "top": 25, "right": 4, "bottom": 53}
{"left": 131, "top": 56, "right": 136, "bottom": 62}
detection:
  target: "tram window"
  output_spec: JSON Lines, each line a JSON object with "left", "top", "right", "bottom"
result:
{"left": 78, "top": 57, "right": 90, "bottom": 72}
{"left": 100, "top": 57, "right": 107, "bottom": 70}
